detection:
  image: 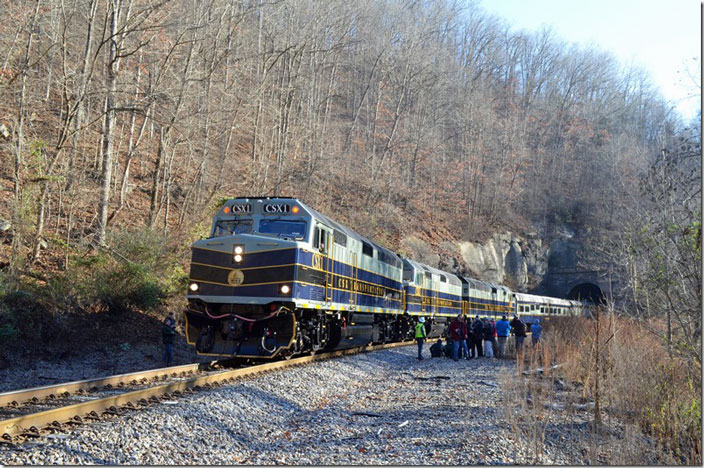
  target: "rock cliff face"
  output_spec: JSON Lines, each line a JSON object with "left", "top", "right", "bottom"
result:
{"left": 456, "top": 231, "right": 575, "bottom": 292}
{"left": 401, "top": 230, "right": 587, "bottom": 295}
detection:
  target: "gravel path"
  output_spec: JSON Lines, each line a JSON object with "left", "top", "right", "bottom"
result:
{"left": 1, "top": 345, "right": 590, "bottom": 465}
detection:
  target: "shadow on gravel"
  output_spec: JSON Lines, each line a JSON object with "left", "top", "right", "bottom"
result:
{"left": 0, "top": 307, "right": 208, "bottom": 392}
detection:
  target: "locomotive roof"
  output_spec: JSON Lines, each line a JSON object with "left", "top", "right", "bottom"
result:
{"left": 230, "top": 197, "right": 402, "bottom": 266}
{"left": 459, "top": 276, "right": 510, "bottom": 293}
{"left": 403, "top": 258, "right": 462, "bottom": 286}
{"left": 302, "top": 202, "right": 401, "bottom": 262}
{"left": 462, "top": 277, "right": 492, "bottom": 292}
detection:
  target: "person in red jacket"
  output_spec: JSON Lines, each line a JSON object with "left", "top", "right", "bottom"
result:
{"left": 449, "top": 314, "right": 470, "bottom": 361}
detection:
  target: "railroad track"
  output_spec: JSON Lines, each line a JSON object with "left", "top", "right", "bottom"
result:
{"left": 0, "top": 341, "right": 412, "bottom": 444}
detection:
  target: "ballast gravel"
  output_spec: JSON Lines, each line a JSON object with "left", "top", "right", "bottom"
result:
{"left": 1, "top": 345, "right": 592, "bottom": 465}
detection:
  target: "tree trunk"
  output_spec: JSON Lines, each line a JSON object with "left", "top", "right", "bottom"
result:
{"left": 149, "top": 127, "right": 165, "bottom": 228}
{"left": 10, "top": 0, "right": 42, "bottom": 274}
{"left": 97, "top": 0, "right": 120, "bottom": 245}
{"left": 66, "top": 0, "right": 98, "bottom": 191}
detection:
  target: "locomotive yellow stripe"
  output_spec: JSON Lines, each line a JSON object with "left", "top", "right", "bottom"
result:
{"left": 192, "top": 245, "right": 297, "bottom": 255}
{"left": 189, "top": 277, "right": 293, "bottom": 288}
{"left": 191, "top": 261, "right": 296, "bottom": 272}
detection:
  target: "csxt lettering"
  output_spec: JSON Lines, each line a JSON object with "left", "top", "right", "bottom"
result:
{"left": 231, "top": 204, "right": 251, "bottom": 214}
{"left": 264, "top": 204, "right": 290, "bottom": 213}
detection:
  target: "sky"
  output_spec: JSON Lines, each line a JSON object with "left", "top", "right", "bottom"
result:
{"left": 477, "top": 0, "right": 701, "bottom": 122}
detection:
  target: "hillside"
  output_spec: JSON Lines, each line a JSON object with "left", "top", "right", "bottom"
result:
{"left": 0, "top": 0, "right": 699, "bottom": 367}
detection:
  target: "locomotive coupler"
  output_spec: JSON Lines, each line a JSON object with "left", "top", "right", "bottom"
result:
{"left": 224, "top": 317, "right": 245, "bottom": 341}
{"left": 260, "top": 327, "right": 278, "bottom": 353}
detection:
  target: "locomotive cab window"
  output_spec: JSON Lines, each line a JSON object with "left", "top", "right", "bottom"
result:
{"left": 259, "top": 219, "right": 307, "bottom": 240}
{"left": 362, "top": 241, "right": 373, "bottom": 257}
{"left": 212, "top": 219, "right": 253, "bottom": 237}
{"left": 317, "top": 227, "right": 326, "bottom": 252}
{"left": 313, "top": 225, "right": 331, "bottom": 253}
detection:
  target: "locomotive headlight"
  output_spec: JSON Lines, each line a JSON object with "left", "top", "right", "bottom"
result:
{"left": 233, "top": 244, "right": 245, "bottom": 263}
{"left": 189, "top": 282, "right": 199, "bottom": 292}
{"left": 280, "top": 285, "right": 291, "bottom": 295}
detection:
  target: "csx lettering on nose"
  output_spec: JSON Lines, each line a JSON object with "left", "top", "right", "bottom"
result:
{"left": 264, "top": 204, "right": 290, "bottom": 213}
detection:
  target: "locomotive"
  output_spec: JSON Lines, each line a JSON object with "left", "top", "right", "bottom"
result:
{"left": 184, "top": 197, "right": 583, "bottom": 359}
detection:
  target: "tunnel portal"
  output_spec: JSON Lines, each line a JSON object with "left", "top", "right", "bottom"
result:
{"left": 567, "top": 282, "right": 605, "bottom": 304}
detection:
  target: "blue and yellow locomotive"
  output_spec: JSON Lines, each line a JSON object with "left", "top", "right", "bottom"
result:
{"left": 185, "top": 197, "right": 584, "bottom": 359}
{"left": 186, "top": 197, "right": 412, "bottom": 358}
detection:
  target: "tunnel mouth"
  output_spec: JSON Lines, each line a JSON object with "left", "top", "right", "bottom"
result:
{"left": 567, "top": 283, "right": 605, "bottom": 304}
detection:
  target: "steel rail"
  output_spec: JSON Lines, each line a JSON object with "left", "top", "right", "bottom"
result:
{"left": 0, "top": 362, "right": 217, "bottom": 407}
{"left": 1, "top": 341, "right": 412, "bottom": 439}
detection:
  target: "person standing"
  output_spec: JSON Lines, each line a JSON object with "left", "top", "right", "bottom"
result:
{"left": 531, "top": 319, "right": 542, "bottom": 346}
{"left": 482, "top": 318, "right": 495, "bottom": 358}
{"left": 449, "top": 314, "right": 470, "bottom": 361}
{"left": 162, "top": 312, "right": 177, "bottom": 366}
{"left": 415, "top": 317, "right": 427, "bottom": 360}
{"left": 490, "top": 318, "right": 499, "bottom": 356}
{"left": 510, "top": 315, "right": 527, "bottom": 354}
{"left": 471, "top": 315, "right": 484, "bottom": 358}
{"left": 495, "top": 315, "right": 511, "bottom": 357}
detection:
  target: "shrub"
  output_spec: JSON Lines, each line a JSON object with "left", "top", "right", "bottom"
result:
{"left": 63, "top": 227, "right": 188, "bottom": 315}
{"left": 0, "top": 290, "right": 62, "bottom": 344}
{"left": 91, "top": 261, "right": 162, "bottom": 315}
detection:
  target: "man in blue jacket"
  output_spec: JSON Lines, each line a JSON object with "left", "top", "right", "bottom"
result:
{"left": 531, "top": 319, "right": 542, "bottom": 346}
{"left": 495, "top": 315, "right": 511, "bottom": 357}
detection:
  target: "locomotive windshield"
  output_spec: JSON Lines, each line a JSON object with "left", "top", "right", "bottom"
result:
{"left": 258, "top": 219, "right": 307, "bottom": 240}
{"left": 212, "top": 219, "right": 254, "bottom": 237}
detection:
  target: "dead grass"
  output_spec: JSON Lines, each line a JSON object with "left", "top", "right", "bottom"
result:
{"left": 499, "top": 310, "right": 702, "bottom": 465}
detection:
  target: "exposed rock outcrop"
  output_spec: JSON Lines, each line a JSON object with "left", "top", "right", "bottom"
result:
{"left": 456, "top": 233, "right": 552, "bottom": 290}
{"left": 400, "top": 230, "right": 599, "bottom": 297}
{"left": 456, "top": 232, "right": 576, "bottom": 292}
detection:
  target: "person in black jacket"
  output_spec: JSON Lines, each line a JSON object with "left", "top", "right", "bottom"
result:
{"left": 510, "top": 315, "right": 527, "bottom": 354}
{"left": 482, "top": 318, "right": 495, "bottom": 358}
{"left": 430, "top": 338, "right": 444, "bottom": 358}
{"left": 162, "top": 312, "right": 177, "bottom": 366}
{"left": 470, "top": 316, "right": 484, "bottom": 358}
